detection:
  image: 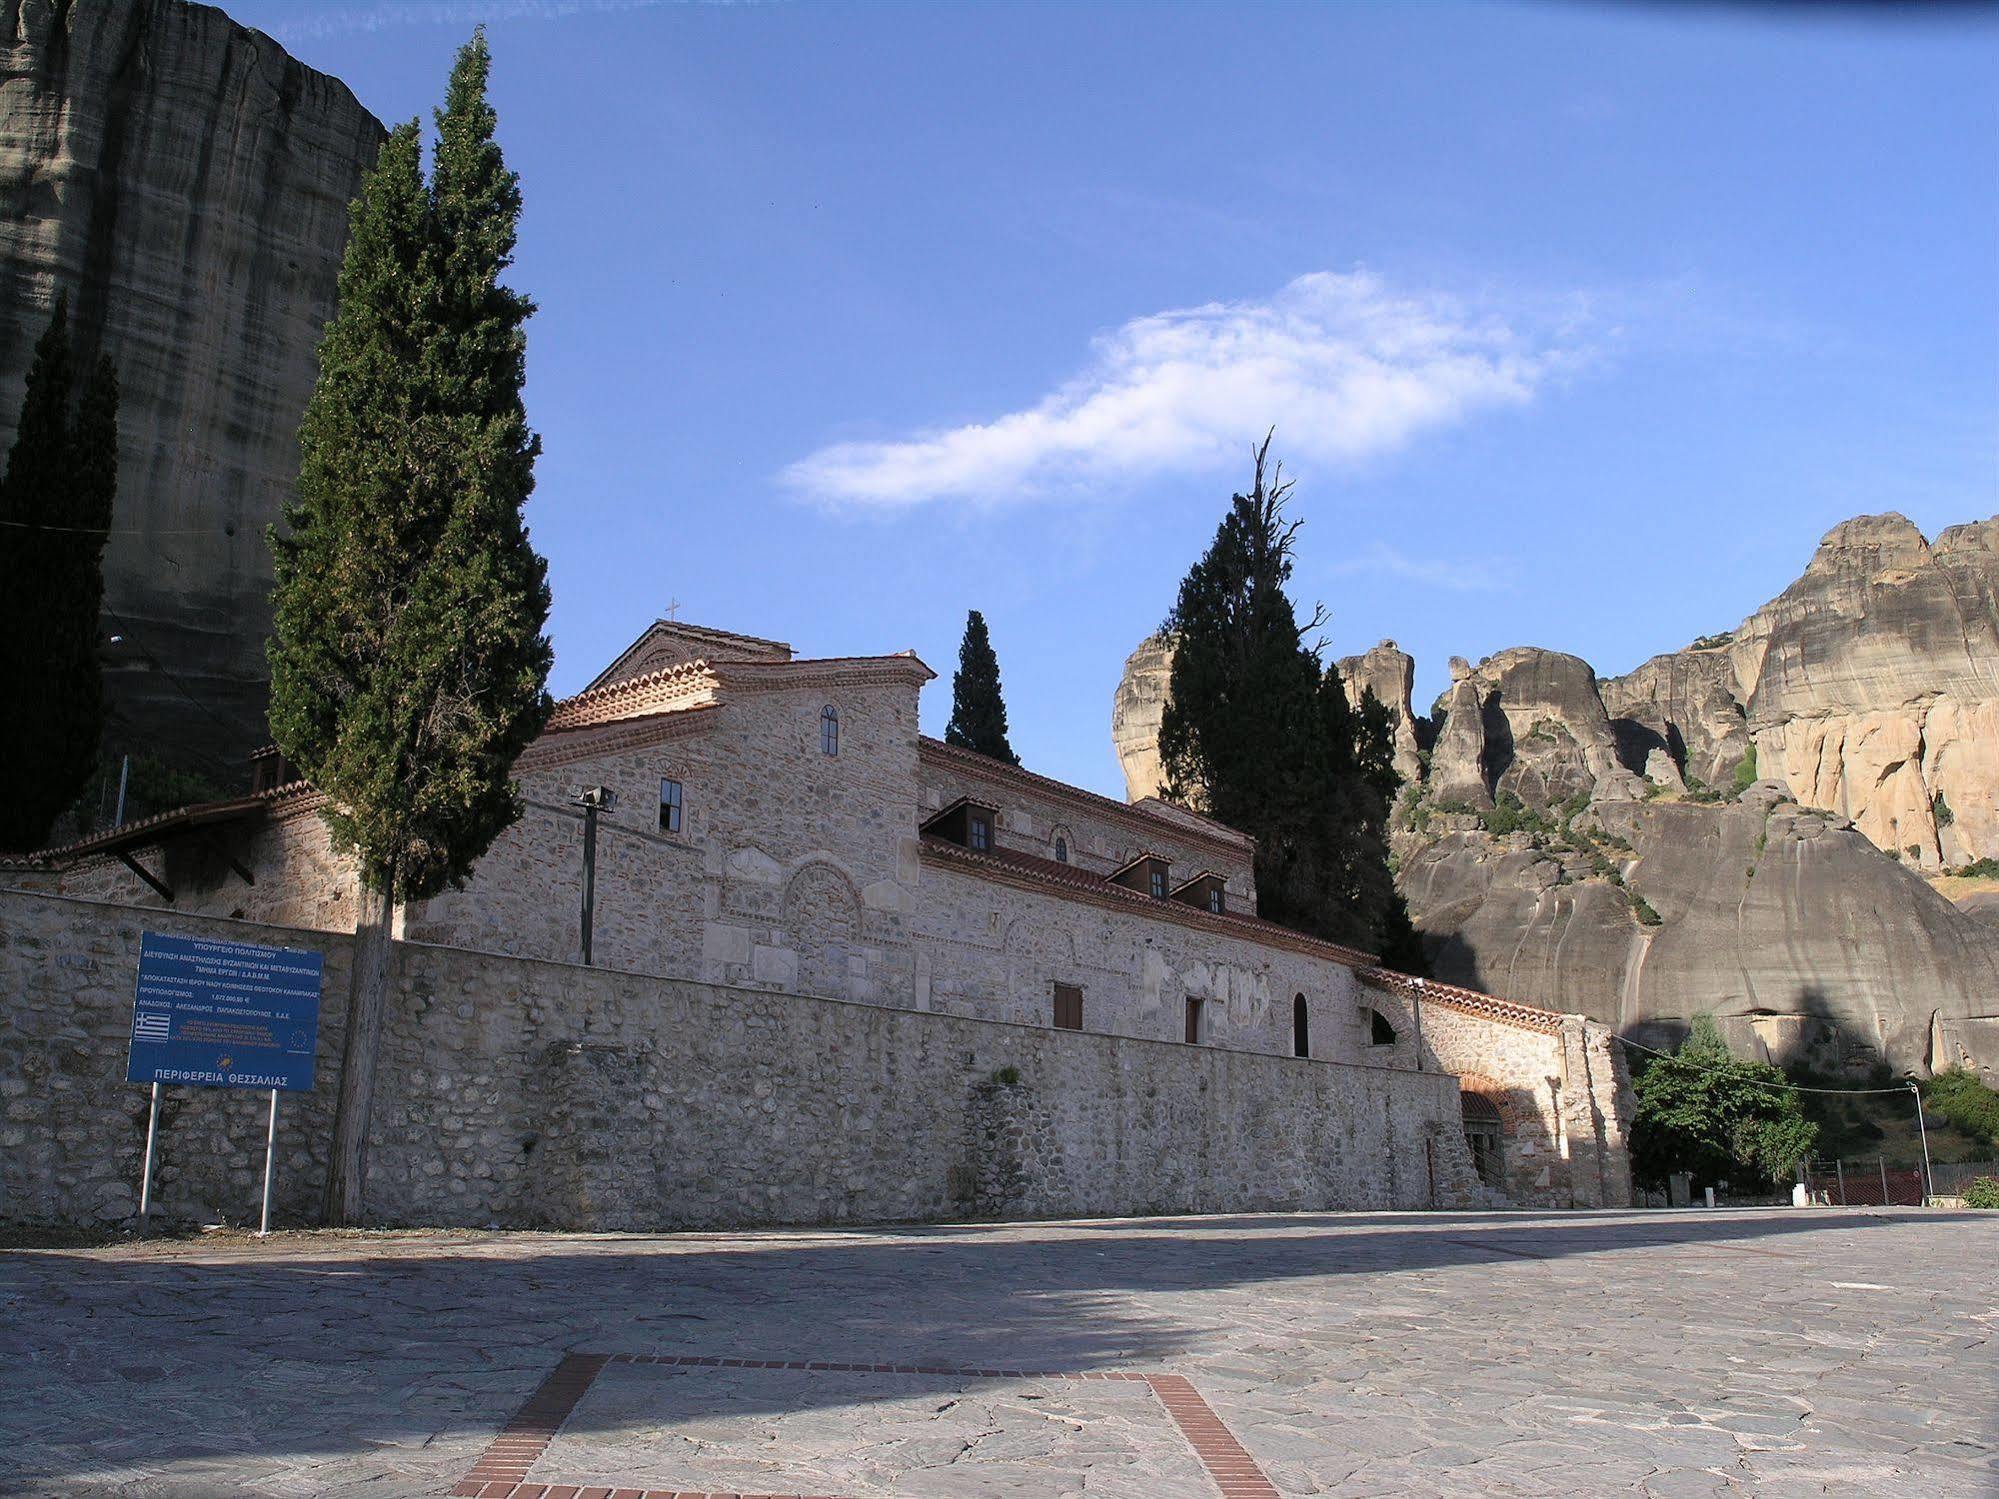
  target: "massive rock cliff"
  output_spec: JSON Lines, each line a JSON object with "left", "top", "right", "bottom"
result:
{"left": 1111, "top": 513, "right": 1999, "bottom": 1076}
{"left": 0, "top": 0, "right": 383, "bottom": 770}
{"left": 1605, "top": 514, "right": 1999, "bottom": 869}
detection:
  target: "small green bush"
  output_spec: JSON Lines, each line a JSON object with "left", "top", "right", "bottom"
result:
{"left": 1731, "top": 744, "right": 1759, "bottom": 793}
{"left": 1951, "top": 857, "right": 1999, "bottom": 879}
{"left": 1630, "top": 893, "right": 1663, "bottom": 926}
{"left": 1923, "top": 1069, "right": 1999, "bottom": 1148}
{"left": 1932, "top": 790, "right": 1954, "bottom": 829}
{"left": 989, "top": 1064, "right": 1022, "bottom": 1088}
{"left": 1965, "top": 1177, "right": 1999, "bottom": 1210}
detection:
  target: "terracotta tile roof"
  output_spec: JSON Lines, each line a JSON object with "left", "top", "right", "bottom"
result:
{"left": 583, "top": 620, "right": 796, "bottom": 691}
{"left": 544, "top": 658, "right": 721, "bottom": 732}
{"left": 919, "top": 737, "right": 1255, "bottom": 857}
{"left": 920, "top": 833, "right": 1377, "bottom": 968}
{"left": 14, "top": 780, "right": 322, "bottom": 867}
{"left": 1358, "top": 966, "right": 1575, "bottom": 1035}
{"left": 714, "top": 653, "right": 936, "bottom": 687}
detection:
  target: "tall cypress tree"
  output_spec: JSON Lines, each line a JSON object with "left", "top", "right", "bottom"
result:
{"left": 269, "top": 32, "right": 552, "bottom": 1226}
{"left": 1157, "top": 433, "right": 1409, "bottom": 956}
{"left": 945, "top": 609, "right": 1020, "bottom": 764}
{"left": 0, "top": 296, "right": 119, "bottom": 851}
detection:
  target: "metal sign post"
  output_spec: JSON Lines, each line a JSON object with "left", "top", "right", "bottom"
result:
{"left": 258, "top": 1088, "right": 279, "bottom": 1236}
{"left": 126, "top": 933, "right": 323, "bottom": 1233}
{"left": 137, "top": 1081, "right": 161, "bottom": 1235}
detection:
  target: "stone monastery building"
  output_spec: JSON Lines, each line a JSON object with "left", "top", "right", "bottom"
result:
{"left": 16, "top": 619, "right": 1635, "bottom": 1215}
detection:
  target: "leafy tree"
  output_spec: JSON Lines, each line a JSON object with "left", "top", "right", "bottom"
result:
{"left": 269, "top": 32, "right": 552, "bottom": 1225}
{"left": 1630, "top": 1016, "right": 1818, "bottom": 1190}
{"left": 0, "top": 294, "right": 119, "bottom": 851}
{"left": 944, "top": 609, "right": 1019, "bottom": 764}
{"left": 1157, "top": 433, "right": 1413, "bottom": 955}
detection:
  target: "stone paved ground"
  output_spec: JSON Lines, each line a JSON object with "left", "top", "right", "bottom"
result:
{"left": 0, "top": 1207, "right": 1993, "bottom": 1497}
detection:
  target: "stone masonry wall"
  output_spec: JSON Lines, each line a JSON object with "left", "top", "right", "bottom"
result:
{"left": 916, "top": 858, "right": 1421, "bottom": 1071}
{"left": 1402, "top": 989, "right": 1634, "bottom": 1209}
{"left": 0, "top": 890, "right": 1483, "bottom": 1230}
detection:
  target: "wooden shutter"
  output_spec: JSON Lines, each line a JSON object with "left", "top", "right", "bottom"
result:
{"left": 1052, "top": 983, "right": 1083, "bottom": 1031}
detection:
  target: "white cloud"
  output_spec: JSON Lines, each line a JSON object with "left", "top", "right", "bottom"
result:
{"left": 785, "top": 270, "right": 1589, "bottom": 509}
{"left": 1326, "top": 542, "right": 1513, "bottom": 594}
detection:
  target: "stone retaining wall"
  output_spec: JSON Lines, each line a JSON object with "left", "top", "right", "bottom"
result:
{"left": 0, "top": 890, "right": 1481, "bottom": 1230}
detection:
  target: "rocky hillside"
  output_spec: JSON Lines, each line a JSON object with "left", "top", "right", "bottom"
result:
{"left": 0, "top": 0, "right": 384, "bottom": 768}
{"left": 1114, "top": 514, "right": 1999, "bottom": 1077}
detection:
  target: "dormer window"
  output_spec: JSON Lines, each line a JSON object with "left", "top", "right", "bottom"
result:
{"left": 920, "top": 797, "right": 1002, "bottom": 854}
{"left": 1054, "top": 836, "right": 1068, "bottom": 863}
{"left": 1171, "top": 871, "right": 1227, "bottom": 915}
{"left": 1111, "top": 852, "right": 1172, "bottom": 898}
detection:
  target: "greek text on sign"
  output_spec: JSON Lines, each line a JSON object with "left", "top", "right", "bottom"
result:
{"left": 127, "top": 932, "right": 324, "bottom": 1092}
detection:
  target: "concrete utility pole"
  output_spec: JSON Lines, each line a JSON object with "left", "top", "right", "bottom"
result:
{"left": 1908, "top": 1081, "right": 1934, "bottom": 1205}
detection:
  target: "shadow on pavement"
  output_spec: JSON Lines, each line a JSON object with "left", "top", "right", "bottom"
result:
{"left": 0, "top": 1206, "right": 1970, "bottom": 1492}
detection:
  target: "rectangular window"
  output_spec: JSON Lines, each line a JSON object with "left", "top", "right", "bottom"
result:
{"left": 1207, "top": 887, "right": 1224, "bottom": 914}
{"left": 1052, "top": 983, "right": 1083, "bottom": 1031}
{"left": 1149, "top": 868, "right": 1166, "bottom": 898}
{"left": 1185, "top": 996, "right": 1201, "bottom": 1044}
{"left": 970, "top": 814, "right": 991, "bottom": 852}
{"left": 659, "top": 777, "right": 682, "bottom": 834}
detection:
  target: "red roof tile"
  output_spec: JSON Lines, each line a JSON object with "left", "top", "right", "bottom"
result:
{"left": 920, "top": 833, "right": 1376, "bottom": 967}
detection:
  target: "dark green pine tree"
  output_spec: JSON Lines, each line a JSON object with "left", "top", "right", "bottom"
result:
{"left": 1346, "top": 684, "right": 1427, "bottom": 973}
{"left": 1157, "top": 433, "right": 1413, "bottom": 957}
{"left": 0, "top": 295, "right": 119, "bottom": 852}
{"left": 945, "top": 609, "right": 1020, "bottom": 764}
{"left": 269, "top": 31, "right": 552, "bottom": 1226}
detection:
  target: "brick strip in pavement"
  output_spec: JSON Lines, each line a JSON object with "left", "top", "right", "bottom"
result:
{"left": 452, "top": 1352, "right": 1279, "bottom": 1499}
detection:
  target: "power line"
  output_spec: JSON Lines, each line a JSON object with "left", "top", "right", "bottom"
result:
{"left": 100, "top": 601, "right": 262, "bottom": 753}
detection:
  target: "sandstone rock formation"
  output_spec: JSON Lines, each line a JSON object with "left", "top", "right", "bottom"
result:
{"left": 1429, "top": 646, "right": 1647, "bottom": 809}
{"left": 1112, "top": 633, "right": 1175, "bottom": 802}
{"left": 0, "top": 0, "right": 384, "bottom": 770}
{"left": 1337, "top": 639, "right": 1421, "bottom": 784}
{"left": 1110, "top": 512, "right": 1999, "bottom": 1076}
{"left": 1398, "top": 787, "right": 1999, "bottom": 1077}
{"left": 1598, "top": 641, "right": 1746, "bottom": 790}
{"left": 1603, "top": 513, "right": 1999, "bottom": 869}
{"left": 1113, "top": 632, "right": 1427, "bottom": 800}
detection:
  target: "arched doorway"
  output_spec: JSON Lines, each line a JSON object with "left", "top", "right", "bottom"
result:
{"left": 1462, "top": 1092, "right": 1504, "bottom": 1188}
{"left": 1292, "top": 994, "right": 1309, "bottom": 1058}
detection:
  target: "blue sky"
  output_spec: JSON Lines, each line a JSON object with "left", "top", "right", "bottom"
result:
{"left": 231, "top": 0, "right": 1997, "bottom": 798}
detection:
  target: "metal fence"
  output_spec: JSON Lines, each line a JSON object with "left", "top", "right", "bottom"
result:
{"left": 1927, "top": 1160, "right": 1999, "bottom": 1198}
{"left": 1801, "top": 1157, "right": 1928, "bottom": 1207}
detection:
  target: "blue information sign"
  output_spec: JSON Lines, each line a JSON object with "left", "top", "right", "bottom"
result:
{"left": 127, "top": 932, "right": 323, "bottom": 1092}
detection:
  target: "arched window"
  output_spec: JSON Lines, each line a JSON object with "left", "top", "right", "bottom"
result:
{"left": 1054, "top": 836, "right": 1068, "bottom": 863}
{"left": 1293, "top": 994, "right": 1309, "bottom": 1058}
{"left": 820, "top": 704, "right": 839, "bottom": 756}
